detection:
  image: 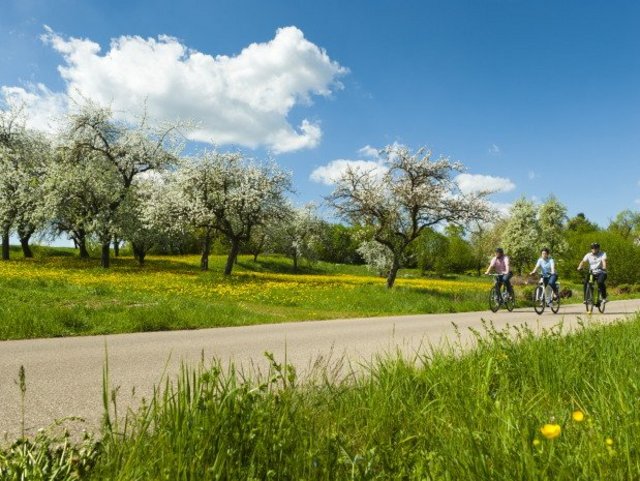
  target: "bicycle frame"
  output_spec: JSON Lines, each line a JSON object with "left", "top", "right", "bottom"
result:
{"left": 488, "top": 274, "right": 515, "bottom": 313}
{"left": 584, "top": 270, "right": 605, "bottom": 314}
{"left": 533, "top": 275, "right": 560, "bottom": 315}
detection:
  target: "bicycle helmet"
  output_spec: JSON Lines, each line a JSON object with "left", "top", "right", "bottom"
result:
{"left": 590, "top": 242, "right": 600, "bottom": 249}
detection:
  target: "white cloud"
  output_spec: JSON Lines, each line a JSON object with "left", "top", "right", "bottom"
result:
{"left": 455, "top": 173, "right": 516, "bottom": 195}
{"left": 1, "top": 26, "right": 347, "bottom": 153}
{"left": 310, "top": 158, "right": 386, "bottom": 185}
{"left": 490, "top": 201, "right": 513, "bottom": 216}
{"left": 310, "top": 144, "right": 389, "bottom": 185}
{"left": 489, "top": 144, "right": 500, "bottom": 155}
{"left": 357, "top": 145, "right": 380, "bottom": 160}
{"left": 1, "top": 83, "right": 67, "bottom": 133}
{"left": 528, "top": 170, "right": 537, "bottom": 180}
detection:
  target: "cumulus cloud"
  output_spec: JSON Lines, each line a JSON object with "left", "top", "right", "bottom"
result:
{"left": 357, "top": 145, "right": 381, "bottom": 160}
{"left": 490, "top": 201, "right": 513, "bottom": 217}
{"left": 310, "top": 158, "right": 387, "bottom": 185}
{"left": 1, "top": 26, "right": 347, "bottom": 153}
{"left": 310, "top": 144, "right": 388, "bottom": 185}
{"left": 455, "top": 173, "right": 516, "bottom": 195}
{"left": 1, "top": 83, "right": 67, "bottom": 133}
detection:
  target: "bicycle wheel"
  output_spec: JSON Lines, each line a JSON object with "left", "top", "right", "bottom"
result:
{"left": 504, "top": 288, "right": 515, "bottom": 312}
{"left": 489, "top": 287, "right": 500, "bottom": 313}
{"left": 584, "top": 283, "right": 594, "bottom": 314}
{"left": 597, "top": 294, "right": 606, "bottom": 313}
{"left": 533, "top": 285, "right": 545, "bottom": 315}
{"left": 551, "top": 292, "right": 560, "bottom": 314}
{"left": 550, "top": 289, "right": 560, "bottom": 314}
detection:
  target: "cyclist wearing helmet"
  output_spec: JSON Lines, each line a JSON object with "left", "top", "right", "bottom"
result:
{"left": 485, "top": 247, "right": 514, "bottom": 299}
{"left": 529, "top": 247, "right": 559, "bottom": 301}
{"left": 577, "top": 242, "right": 608, "bottom": 304}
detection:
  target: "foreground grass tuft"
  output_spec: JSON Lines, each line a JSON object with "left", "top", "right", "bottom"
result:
{"left": 3, "top": 315, "right": 640, "bottom": 479}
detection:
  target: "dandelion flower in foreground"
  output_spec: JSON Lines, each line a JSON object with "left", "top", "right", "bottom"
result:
{"left": 540, "top": 424, "right": 562, "bottom": 440}
{"left": 606, "top": 438, "right": 614, "bottom": 446}
{"left": 572, "top": 410, "right": 585, "bottom": 422}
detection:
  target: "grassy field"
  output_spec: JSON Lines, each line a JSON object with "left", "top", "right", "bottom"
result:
{"left": 0, "top": 246, "right": 497, "bottom": 340}
{"left": 3, "top": 314, "right": 640, "bottom": 479}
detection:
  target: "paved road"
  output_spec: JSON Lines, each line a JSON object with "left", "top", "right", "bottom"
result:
{"left": 1, "top": 299, "right": 639, "bottom": 439}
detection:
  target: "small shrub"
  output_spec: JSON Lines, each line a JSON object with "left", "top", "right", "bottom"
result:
{"left": 559, "top": 287, "right": 573, "bottom": 299}
{"left": 616, "top": 283, "right": 632, "bottom": 294}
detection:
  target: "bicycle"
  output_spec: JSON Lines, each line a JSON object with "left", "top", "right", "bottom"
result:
{"left": 533, "top": 275, "right": 560, "bottom": 315}
{"left": 488, "top": 274, "right": 515, "bottom": 313}
{"left": 583, "top": 270, "right": 606, "bottom": 314}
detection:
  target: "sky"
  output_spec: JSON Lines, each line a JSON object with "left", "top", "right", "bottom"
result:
{"left": 1, "top": 0, "right": 640, "bottom": 229}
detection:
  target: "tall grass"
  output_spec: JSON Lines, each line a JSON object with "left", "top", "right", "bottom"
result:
{"left": 4, "top": 316, "right": 640, "bottom": 479}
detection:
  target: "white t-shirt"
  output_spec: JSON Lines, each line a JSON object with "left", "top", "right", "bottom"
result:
{"left": 582, "top": 251, "right": 607, "bottom": 273}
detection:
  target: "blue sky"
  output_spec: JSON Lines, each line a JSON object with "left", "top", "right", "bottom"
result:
{"left": 1, "top": 0, "right": 639, "bottom": 227}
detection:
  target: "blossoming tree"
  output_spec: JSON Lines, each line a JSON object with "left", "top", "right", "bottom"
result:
{"left": 58, "top": 103, "right": 182, "bottom": 267}
{"left": 0, "top": 105, "right": 52, "bottom": 259}
{"left": 328, "top": 144, "right": 493, "bottom": 288}
{"left": 176, "top": 151, "right": 291, "bottom": 274}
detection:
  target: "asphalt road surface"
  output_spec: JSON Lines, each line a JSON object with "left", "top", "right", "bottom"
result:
{"left": 1, "top": 299, "right": 639, "bottom": 439}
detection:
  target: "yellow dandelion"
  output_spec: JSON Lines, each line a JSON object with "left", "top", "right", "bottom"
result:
{"left": 606, "top": 438, "right": 614, "bottom": 446}
{"left": 532, "top": 438, "right": 541, "bottom": 447}
{"left": 572, "top": 410, "right": 585, "bottom": 422}
{"left": 540, "top": 424, "right": 562, "bottom": 440}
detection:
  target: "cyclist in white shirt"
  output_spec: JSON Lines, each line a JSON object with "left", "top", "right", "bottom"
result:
{"left": 577, "top": 242, "right": 608, "bottom": 304}
{"left": 529, "top": 247, "right": 558, "bottom": 301}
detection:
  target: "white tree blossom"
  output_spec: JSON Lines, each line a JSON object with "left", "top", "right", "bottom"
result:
{"left": 59, "top": 102, "right": 182, "bottom": 267}
{"left": 176, "top": 151, "right": 291, "bottom": 274}
{"left": 117, "top": 174, "right": 178, "bottom": 265}
{"left": 538, "top": 195, "right": 568, "bottom": 257}
{"left": 501, "top": 197, "right": 539, "bottom": 274}
{"left": 270, "top": 203, "right": 322, "bottom": 271}
{"left": 0, "top": 104, "right": 52, "bottom": 258}
{"left": 328, "top": 144, "right": 493, "bottom": 288}
{"left": 357, "top": 239, "right": 394, "bottom": 276}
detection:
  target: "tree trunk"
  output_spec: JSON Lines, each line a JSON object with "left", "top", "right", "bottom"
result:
{"left": 113, "top": 238, "right": 120, "bottom": 257}
{"left": 20, "top": 234, "right": 33, "bottom": 258}
{"left": 76, "top": 230, "right": 90, "bottom": 259}
{"left": 200, "top": 232, "right": 212, "bottom": 271}
{"left": 1, "top": 230, "right": 9, "bottom": 260}
{"left": 101, "top": 241, "right": 111, "bottom": 268}
{"left": 253, "top": 252, "right": 259, "bottom": 262}
{"left": 293, "top": 252, "right": 299, "bottom": 272}
{"left": 224, "top": 239, "right": 241, "bottom": 276}
{"left": 133, "top": 243, "right": 146, "bottom": 266}
{"left": 386, "top": 256, "right": 401, "bottom": 289}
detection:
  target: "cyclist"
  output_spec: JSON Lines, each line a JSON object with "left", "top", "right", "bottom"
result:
{"left": 577, "top": 242, "right": 608, "bottom": 305}
{"left": 485, "top": 247, "right": 514, "bottom": 301}
{"left": 529, "top": 247, "right": 559, "bottom": 304}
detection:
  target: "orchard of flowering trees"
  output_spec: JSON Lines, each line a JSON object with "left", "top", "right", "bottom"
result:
{"left": 0, "top": 102, "right": 294, "bottom": 273}
{"left": 3, "top": 100, "right": 640, "bottom": 286}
